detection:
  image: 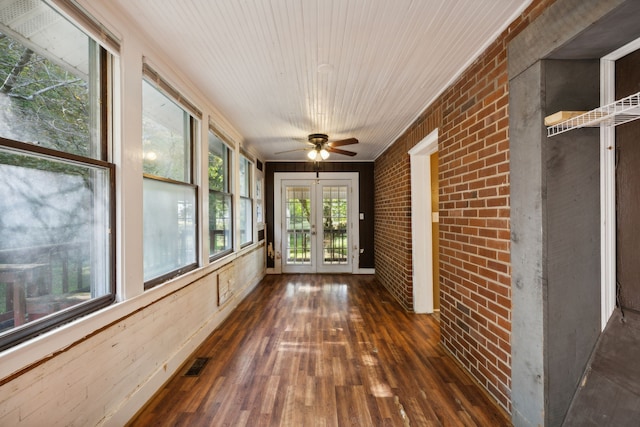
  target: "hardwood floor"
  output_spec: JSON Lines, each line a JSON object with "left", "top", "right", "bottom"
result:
{"left": 129, "top": 274, "right": 510, "bottom": 426}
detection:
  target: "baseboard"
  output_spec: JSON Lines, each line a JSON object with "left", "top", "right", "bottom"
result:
{"left": 266, "top": 268, "right": 374, "bottom": 275}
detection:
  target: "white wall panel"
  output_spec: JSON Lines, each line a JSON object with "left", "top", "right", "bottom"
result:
{"left": 0, "top": 246, "right": 265, "bottom": 426}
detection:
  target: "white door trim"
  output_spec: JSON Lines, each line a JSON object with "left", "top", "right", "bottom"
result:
{"left": 600, "top": 37, "right": 640, "bottom": 329}
{"left": 409, "top": 129, "right": 438, "bottom": 313}
{"left": 274, "top": 172, "right": 359, "bottom": 274}
{"left": 600, "top": 58, "right": 616, "bottom": 331}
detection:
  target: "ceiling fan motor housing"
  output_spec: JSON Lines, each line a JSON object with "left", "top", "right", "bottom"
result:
{"left": 308, "top": 133, "right": 329, "bottom": 145}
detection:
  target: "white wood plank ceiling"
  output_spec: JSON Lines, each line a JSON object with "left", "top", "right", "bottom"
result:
{"left": 98, "top": 0, "right": 532, "bottom": 161}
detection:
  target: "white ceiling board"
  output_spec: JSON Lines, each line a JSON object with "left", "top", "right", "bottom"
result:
{"left": 97, "top": 0, "right": 532, "bottom": 161}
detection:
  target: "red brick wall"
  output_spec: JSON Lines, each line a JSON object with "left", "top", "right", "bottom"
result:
{"left": 374, "top": 0, "right": 555, "bottom": 412}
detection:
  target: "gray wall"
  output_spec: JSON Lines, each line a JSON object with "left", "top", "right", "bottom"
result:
{"left": 510, "top": 57, "right": 601, "bottom": 427}
{"left": 509, "top": 60, "right": 547, "bottom": 427}
{"left": 543, "top": 59, "right": 601, "bottom": 426}
{"left": 508, "top": 0, "right": 640, "bottom": 425}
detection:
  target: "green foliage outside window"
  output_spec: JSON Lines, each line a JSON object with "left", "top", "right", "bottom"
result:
{"left": 0, "top": 32, "right": 95, "bottom": 157}
{"left": 208, "top": 131, "right": 232, "bottom": 257}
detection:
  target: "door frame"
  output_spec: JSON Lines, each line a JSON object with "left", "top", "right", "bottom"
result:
{"left": 409, "top": 129, "right": 438, "bottom": 313}
{"left": 273, "top": 172, "right": 359, "bottom": 274}
{"left": 600, "top": 37, "right": 640, "bottom": 329}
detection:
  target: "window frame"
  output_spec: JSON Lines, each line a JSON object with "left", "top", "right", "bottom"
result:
{"left": 207, "top": 127, "right": 234, "bottom": 261}
{"left": 0, "top": 42, "right": 115, "bottom": 351}
{"left": 0, "top": 11, "right": 115, "bottom": 352}
{"left": 141, "top": 72, "right": 200, "bottom": 289}
{"left": 239, "top": 154, "right": 254, "bottom": 248}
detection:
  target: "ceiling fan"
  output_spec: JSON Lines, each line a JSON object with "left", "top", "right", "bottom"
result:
{"left": 275, "top": 133, "right": 358, "bottom": 160}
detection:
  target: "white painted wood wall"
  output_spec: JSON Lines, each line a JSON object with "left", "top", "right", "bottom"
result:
{"left": 0, "top": 246, "right": 265, "bottom": 426}
{"left": 0, "top": 1, "right": 265, "bottom": 425}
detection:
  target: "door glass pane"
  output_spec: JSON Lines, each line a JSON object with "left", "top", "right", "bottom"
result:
{"left": 285, "top": 186, "right": 311, "bottom": 265}
{"left": 322, "top": 186, "right": 348, "bottom": 265}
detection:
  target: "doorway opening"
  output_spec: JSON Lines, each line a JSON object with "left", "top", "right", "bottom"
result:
{"left": 409, "top": 129, "right": 439, "bottom": 313}
{"left": 273, "top": 172, "right": 359, "bottom": 274}
{"left": 605, "top": 40, "right": 640, "bottom": 319}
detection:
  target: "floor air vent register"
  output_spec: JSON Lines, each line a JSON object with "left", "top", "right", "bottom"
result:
{"left": 184, "top": 357, "right": 210, "bottom": 377}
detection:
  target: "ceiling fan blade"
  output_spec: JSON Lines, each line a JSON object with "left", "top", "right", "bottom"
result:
{"left": 274, "top": 147, "right": 311, "bottom": 155}
{"left": 327, "top": 147, "right": 357, "bottom": 157}
{"left": 328, "top": 137, "right": 358, "bottom": 147}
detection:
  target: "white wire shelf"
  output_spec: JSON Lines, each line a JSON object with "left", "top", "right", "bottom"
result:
{"left": 546, "top": 91, "right": 640, "bottom": 137}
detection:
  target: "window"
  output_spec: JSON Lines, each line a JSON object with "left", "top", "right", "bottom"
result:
{"left": 0, "top": 1, "right": 115, "bottom": 349}
{"left": 239, "top": 155, "right": 253, "bottom": 246}
{"left": 208, "top": 130, "right": 233, "bottom": 259}
{"left": 142, "top": 78, "right": 198, "bottom": 287}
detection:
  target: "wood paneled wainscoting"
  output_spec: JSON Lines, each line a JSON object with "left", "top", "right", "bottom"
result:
{"left": 129, "top": 274, "right": 509, "bottom": 426}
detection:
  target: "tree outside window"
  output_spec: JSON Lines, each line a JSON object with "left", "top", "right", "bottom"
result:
{"left": 208, "top": 130, "right": 232, "bottom": 258}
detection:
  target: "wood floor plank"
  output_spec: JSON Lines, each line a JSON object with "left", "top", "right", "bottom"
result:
{"left": 128, "top": 274, "right": 510, "bottom": 426}
{"left": 335, "top": 385, "right": 375, "bottom": 426}
{"left": 260, "top": 375, "right": 281, "bottom": 415}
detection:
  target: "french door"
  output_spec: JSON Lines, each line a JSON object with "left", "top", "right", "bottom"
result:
{"left": 280, "top": 178, "right": 353, "bottom": 273}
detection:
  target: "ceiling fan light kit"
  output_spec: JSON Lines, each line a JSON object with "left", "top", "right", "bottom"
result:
{"left": 307, "top": 148, "right": 330, "bottom": 161}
